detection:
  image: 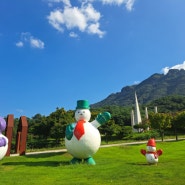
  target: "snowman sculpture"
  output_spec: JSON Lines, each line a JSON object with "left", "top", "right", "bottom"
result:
{"left": 65, "top": 100, "right": 111, "bottom": 165}
{"left": 140, "top": 138, "right": 163, "bottom": 164}
{"left": 0, "top": 117, "right": 8, "bottom": 160}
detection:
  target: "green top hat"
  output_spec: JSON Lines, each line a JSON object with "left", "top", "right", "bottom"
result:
{"left": 76, "top": 100, "right": 90, "bottom": 109}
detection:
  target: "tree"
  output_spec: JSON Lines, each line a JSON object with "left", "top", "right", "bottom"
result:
{"left": 172, "top": 111, "right": 185, "bottom": 140}
{"left": 99, "top": 119, "right": 122, "bottom": 143}
{"left": 50, "top": 122, "right": 65, "bottom": 145}
{"left": 122, "top": 126, "right": 133, "bottom": 139}
{"left": 149, "top": 113, "right": 172, "bottom": 141}
{"left": 31, "top": 114, "right": 52, "bottom": 139}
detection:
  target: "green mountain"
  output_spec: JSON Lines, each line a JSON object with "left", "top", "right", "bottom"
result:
{"left": 92, "top": 69, "right": 185, "bottom": 108}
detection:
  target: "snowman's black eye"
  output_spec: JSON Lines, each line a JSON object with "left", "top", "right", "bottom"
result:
{"left": 83, "top": 111, "right": 85, "bottom": 113}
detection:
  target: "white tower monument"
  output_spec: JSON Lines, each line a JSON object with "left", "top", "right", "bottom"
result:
{"left": 131, "top": 92, "right": 142, "bottom": 132}
{"left": 134, "top": 92, "right": 142, "bottom": 125}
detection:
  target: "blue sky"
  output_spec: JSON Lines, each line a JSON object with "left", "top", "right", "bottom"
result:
{"left": 1, "top": 0, "right": 185, "bottom": 118}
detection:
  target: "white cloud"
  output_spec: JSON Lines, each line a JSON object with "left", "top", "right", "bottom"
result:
{"left": 102, "top": 0, "right": 125, "bottom": 6}
{"left": 47, "top": 2, "right": 105, "bottom": 38}
{"left": 16, "top": 32, "right": 45, "bottom": 49}
{"left": 134, "top": 81, "right": 140, "bottom": 85}
{"left": 162, "top": 61, "right": 185, "bottom": 75}
{"left": 125, "top": 0, "right": 135, "bottom": 11}
{"left": 30, "top": 37, "right": 45, "bottom": 49}
{"left": 63, "top": 7, "right": 87, "bottom": 31}
{"left": 47, "top": 10, "right": 64, "bottom": 32}
{"left": 47, "top": 0, "right": 136, "bottom": 37}
{"left": 82, "top": 3, "right": 100, "bottom": 22}
{"left": 15, "top": 41, "right": 24, "bottom": 47}
{"left": 102, "top": 0, "right": 135, "bottom": 11}
{"left": 87, "top": 23, "right": 105, "bottom": 38}
{"left": 69, "top": 32, "right": 79, "bottom": 38}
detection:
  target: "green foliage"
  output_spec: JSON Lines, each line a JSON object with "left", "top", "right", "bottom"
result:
{"left": 172, "top": 111, "right": 185, "bottom": 130}
{"left": 148, "top": 95, "right": 185, "bottom": 113}
{"left": 149, "top": 113, "right": 172, "bottom": 141}
{"left": 171, "top": 111, "right": 185, "bottom": 140}
{"left": 50, "top": 123, "right": 65, "bottom": 144}
{"left": 131, "top": 130, "right": 160, "bottom": 140}
{"left": 27, "top": 139, "right": 62, "bottom": 149}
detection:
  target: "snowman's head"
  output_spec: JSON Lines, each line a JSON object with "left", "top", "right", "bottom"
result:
{"left": 146, "top": 138, "right": 156, "bottom": 152}
{"left": 146, "top": 146, "right": 156, "bottom": 152}
{"left": 75, "top": 109, "right": 91, "bottom": 122}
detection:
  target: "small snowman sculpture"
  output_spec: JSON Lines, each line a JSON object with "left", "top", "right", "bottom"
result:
{"left": 0, "top": 117, "right": 8, "bottom": 160}
{"left": 65, "top": 100, "right": 111, "bottom": 165}
{"left": 140, "top": 138, "right": 163, "bottom": 164}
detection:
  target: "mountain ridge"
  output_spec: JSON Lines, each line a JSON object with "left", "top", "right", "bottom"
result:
{"left": 91, "top": 69, "right": 185, "bottom": 108}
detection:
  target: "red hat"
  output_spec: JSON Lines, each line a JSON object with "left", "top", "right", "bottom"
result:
{"left": 147, "top": 138, "right": 156, "bottom": 147}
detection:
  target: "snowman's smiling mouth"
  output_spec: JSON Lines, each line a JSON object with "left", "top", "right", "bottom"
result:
{"left": 78, "top": 115, "right": 85, "bottom": 120}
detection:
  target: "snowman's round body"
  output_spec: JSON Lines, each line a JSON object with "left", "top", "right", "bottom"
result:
{"left": 145, "top": 153, "right": 158, "bottom": 164}
{"left": 0, "top": 134, "right": 8, "bottom": 160}
{"left": 65, "top": 122, "right": 101, "bottom": 159}
{"left": 65, "top": 101, "right": 111, "bottom": 165}
{"left": 145, "top": 146, "right": 158, "bottom": 164}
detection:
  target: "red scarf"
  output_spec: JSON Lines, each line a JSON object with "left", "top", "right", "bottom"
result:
{"left": 74, "top": 120, "right": 86, "bottom": 140}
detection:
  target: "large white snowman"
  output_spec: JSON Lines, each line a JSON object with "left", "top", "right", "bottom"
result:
{"left": 65, "top": 100, "right": 111, "bottom": 165}
{"left": 0, "top": 117, "right": 8, "bottom": 160}
{"left": 140, "top": 138, "right": 163, "bottom": 164}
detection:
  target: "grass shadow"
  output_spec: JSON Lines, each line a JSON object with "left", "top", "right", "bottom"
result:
{"left": 2, "top": 151, "right": 71, "bottom": 167}
{"left": 25, "top": 151, "right": 67, "bottom": 158}
{"left": 2, "top": 160, "right": 70, "bottom": 167}
{"left": 127, "top": 162, "right": 156, "bottom": 166}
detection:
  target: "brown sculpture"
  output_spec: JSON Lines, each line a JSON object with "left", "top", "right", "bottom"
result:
{"left": 15, "top": 116, "right": 28, "bottom": 155}
{"left": 5, "top": 114, "right": 14, "bottom": 156}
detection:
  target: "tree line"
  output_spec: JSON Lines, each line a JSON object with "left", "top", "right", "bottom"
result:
{"left": 7, "top": 95, "right": 185, "bottom": 151}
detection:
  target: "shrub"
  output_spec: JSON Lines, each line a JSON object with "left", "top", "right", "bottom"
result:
{"left": 132, "top": 130, "right": 159, "bottom": 140}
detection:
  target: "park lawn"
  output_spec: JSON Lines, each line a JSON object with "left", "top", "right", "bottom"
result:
{"left": 0, "top": 140, "right": 185, "bottom": 185}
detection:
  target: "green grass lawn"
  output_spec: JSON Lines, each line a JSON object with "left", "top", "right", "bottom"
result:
{"left": 0, "top": 140, "right": 185, "bottom": 185}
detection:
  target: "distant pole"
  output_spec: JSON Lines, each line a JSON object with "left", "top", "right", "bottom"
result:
{"left": 145, "top": 107, "right": 148, "bottom": 119}
{"left": 154, "top": 106, "right": 158, "bottom": 113}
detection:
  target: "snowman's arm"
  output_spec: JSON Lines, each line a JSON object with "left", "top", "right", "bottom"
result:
{"left": 65, "top": 123, "right": 76, "bottom": 140}
{"left": 140, "top": 149, "right": 146, "bottom": 156}
{"left": 91, "top": 120, "right": 101, "bottom": 128}
{"left": 157, "top": 149, "right": 163, "bottom": 156}
{"left": 92, "top": 112, "right": 111, "bottom": 128}
{"left": 0, "top": 137, "right": 6, "bottom": 147}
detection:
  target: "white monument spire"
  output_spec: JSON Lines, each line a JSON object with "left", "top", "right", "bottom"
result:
{"left": 134, "top": 92, "right": 142, "bottom": 125}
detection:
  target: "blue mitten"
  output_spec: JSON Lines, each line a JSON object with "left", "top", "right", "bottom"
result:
{"left": 65, "top": 123, "right": 75, "bottom": 140}
{"left": 96, "top": 112, "right": 111, "bottom": 125}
